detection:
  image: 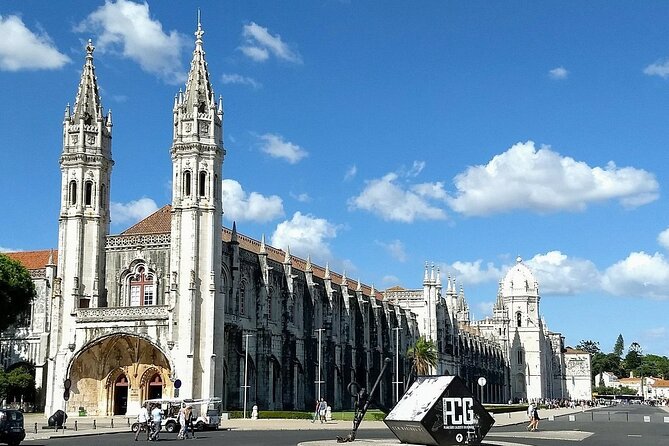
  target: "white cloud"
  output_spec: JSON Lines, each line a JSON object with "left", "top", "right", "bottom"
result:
{"left": 348, "top": 172, "right": 447, "bottom": 222}
{"left": 447, "top": 141, "right": 659, "bottom": 216}
{"left": 221, "top": 73, "right": 261, "bottom": 89}
{"left": 221, "top": 179, "right": 284, "bottom": 223}
{"left": 258, "top": 133, "right": 308, "bottom": 164}
{"left": 270, "top": 212, "right": 338, "bottom": 262}
{"left": 376, "top": 239, "right": 407, "bottom": 262}
{"left": 601, "top": 251, "right": 669, "bottom": 299}
{"left": 0, "top": 15, "right": 70, "bottom": 71}
{"left": 0, "top": 246, "right": 20, "bottom": 253}
{"left": 76, "top": 0, "right": 187, "bottom": 83}
{"left": 344, "top": 165, "right": 357, "bottom": 181}
{"left": 658, "top": 228, "right": 669, "bottom": 250}
{"left": 240, "top": 22, "right": 302, "bottom": 63}
{"left": 525, "top": 251, "right": 600, "bottom": 295}
{"left": 549, "top": 66, "right": 569, "bottom": 80}
{"left": 444, "top": 259, "right": 504, "bottom": 285}
{"left": 291, "top": 192, "right": 311, "bottom": 203}
{"left": 407, "top": 160, "right": 426, "bottom": 177}
{"left": 382, "top": 275, "right": 401, "bottom": 286}
{"left": 644, "top": 59, "right": 669, "bottom": 78}
{"left": 643, "top": 326, "right": 667, "bottom": 339}
{"left": 476, "top": 301, "right": 495, "bottom": 318}
{"left": 111, "top": 197, "right": 158, "bottom": 225}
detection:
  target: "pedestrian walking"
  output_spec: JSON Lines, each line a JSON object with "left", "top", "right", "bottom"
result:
{"left": 149, "top": 404, "right": 163, "bottom": 441}
{"left": 530, "top": 405, "right": 540, "bottom": 431}
{"left": 526, "top": 402, "right": 535, "bottom": 431}
{"left": 177, "top": 404, "right": 187, "bottom": 439}
{"left": 318, "top": 398, "right": 327, "bottom": 423}
{"left": 311, "top": 399, "right": 319, "bottom": 423}
{"left": 186, "top": 405, "right": 196, "bottom": 439}
{"left": 135, "top": 403, "right": 150, "bottom": 441}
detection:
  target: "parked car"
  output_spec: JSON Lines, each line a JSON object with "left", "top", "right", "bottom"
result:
{"left": 0, "top": 409, "right": 25, "bottom": 446}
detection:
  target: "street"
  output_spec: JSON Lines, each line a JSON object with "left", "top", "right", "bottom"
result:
{"left": 21, "top": 404, "right": 669, "bottom": 446}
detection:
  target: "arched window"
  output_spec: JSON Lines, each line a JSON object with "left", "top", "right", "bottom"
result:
{"left": 85, "top": 180, "right": 93, "bottom": 206}
{"left": 516, "top": 312, "right": 522, "bottom": 327}
{"left": 517, "top": 349, "right": 523, "bottom": 365}
{"left": 69, "top": 180, "right": 77, "bottom": 205}
{"left": 128, "top": 265, "right": 155, "bottom": 306}
{"left": 199, "top": 171, "right": 207, "bottom": 197}
{"left": 184, "top": 171, "right": 192, "bottom": 197}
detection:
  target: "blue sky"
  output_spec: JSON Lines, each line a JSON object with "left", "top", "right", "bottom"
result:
{"left": 2, "top": 1, "right": 669, "bottom": 358}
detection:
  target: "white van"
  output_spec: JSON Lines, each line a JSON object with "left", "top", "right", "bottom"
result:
{"left": 132, "top": 397, "right": 222, "bottom": 434}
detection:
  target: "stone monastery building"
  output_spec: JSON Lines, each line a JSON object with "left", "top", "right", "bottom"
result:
{"left": 1, "top": 20, "right": 591, "bottom": 417}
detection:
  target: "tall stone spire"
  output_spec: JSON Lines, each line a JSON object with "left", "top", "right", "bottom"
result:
{"left": 72, "top": 40, "right": 104, "bottom": 125}
{"left": 169, "top": 14, "right": 224, "bottom": 403}
{"left": 182, "top": 14, "right": 215, "bottom": 115}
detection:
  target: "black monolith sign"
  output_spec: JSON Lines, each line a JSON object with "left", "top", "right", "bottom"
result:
{"left": 384, "top": 376, "right": 494, "bottom": 446}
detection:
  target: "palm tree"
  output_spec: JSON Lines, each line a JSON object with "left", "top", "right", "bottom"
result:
{"left": 407, "top": 337, "right": 438, "bottom": 376}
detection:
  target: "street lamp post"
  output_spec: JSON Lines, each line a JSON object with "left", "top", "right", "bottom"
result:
{"left": 478, "top": 376, "right": 487, "bottom": 405}
{"left": 315, "top": 328, "right": 325, "bottom": 401}
{"left": 242, "top": 332, "right": 253, "bottom": 419}
{"left": 392, "top": 327, "right": 402, "bottom": 402}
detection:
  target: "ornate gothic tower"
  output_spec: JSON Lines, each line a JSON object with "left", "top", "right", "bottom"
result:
{"left": 46, "top": 40, "right": 113, "bottom": 414}
{"left": 170, "top": 18, "right": 225, "bottom": 400}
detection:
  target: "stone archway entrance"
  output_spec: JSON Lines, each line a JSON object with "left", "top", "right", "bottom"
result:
{"left": 68, "top": 334, "right": 172, "bottom": 416}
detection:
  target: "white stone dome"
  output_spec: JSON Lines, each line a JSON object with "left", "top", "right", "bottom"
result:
{"left": 500, "top": 256, "right": 539, "bottom": 297}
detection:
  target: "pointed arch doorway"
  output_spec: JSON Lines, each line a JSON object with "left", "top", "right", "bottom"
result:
{"left": 114, "top": 374, "right": 129, "bottom": 415}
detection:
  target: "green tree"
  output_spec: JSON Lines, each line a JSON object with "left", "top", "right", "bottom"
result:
{"left": 407, "top": 337, "right": 438, "bottom": 376}
{"left": 1, "top": 367, "right": 35, "bottom": 403}
{"left": 0, "top": 253, "right": 35, "bottom": 332}
{"left": 576, "top": 340, "right": 601, "bottom": 355}
{"left": 613, "top": 334, "right": 624, "bottom": 357}
{"left": 624, "top": 343, "right": 643, "bottom": 371}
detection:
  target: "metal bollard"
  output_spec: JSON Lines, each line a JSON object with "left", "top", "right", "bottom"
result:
{"left": 111, "top": 419, "right": 114, "bottom": 428}
{"left": 93, "top": 419, "right": 97, "bottom": 429}
{"left": 75, "top": 420, "right": 78, "bottom": 431}
{"left": 34, "top": 422, "right": 37, "bottom": 434}
{"left": 127, "top": 417, "right": 130, "bottom": 426}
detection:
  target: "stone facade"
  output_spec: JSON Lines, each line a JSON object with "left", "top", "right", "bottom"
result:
{"left": 1, "top": 19, "right": 590, "bottom": 417}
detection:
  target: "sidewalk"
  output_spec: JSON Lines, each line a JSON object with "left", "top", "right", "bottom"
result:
{"left": 21, "top": 406, "right": 593, "bottom": 442}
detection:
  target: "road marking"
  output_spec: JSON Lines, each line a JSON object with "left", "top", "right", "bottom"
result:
{"left": 628, "top": 434, "right": 642, "bottom": 437}
{"left": 487, "top": 430, "right": 594, "bottom": 441}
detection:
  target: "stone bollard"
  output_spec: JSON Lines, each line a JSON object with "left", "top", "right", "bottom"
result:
{"left": 326, "top": 406, "right": 332, "bottom": 422}
{"left": 251, "top": 405, "right": 258, "bottom": 420}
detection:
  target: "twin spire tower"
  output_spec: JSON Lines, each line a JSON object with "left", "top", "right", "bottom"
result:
{"left": 48, "top": 16, "right": 225, "bottom": 414}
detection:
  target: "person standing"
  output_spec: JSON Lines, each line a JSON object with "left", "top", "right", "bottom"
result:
{"left": 135, "top": 403, "right": 150, "bottom": 441}
{"left": 149, "top": 404, "right": 163, "bottom": 441}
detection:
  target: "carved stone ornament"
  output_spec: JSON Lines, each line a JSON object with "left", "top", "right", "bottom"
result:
{"left": 71, "top": 134, "right": 79, "bottom": 144}
{"left": 86, "top": 134, "right": 95, "bottom": 145}
{"left": 199, "top": 122, "right": 209, "bottom": 134}
{"left": 185, "top": 123, "right": 192, "bottom": 133}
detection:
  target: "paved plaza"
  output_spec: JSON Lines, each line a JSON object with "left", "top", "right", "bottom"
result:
{"left": 18, "top": 404, "right": 669, "bottom": 446}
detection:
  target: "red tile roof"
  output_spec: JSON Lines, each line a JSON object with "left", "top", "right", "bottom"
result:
{"left": 121, "top": 205, "right": 172, "bottom": 235}
{"left": 3, "top": 250, "right": 57, "bottom": 270}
